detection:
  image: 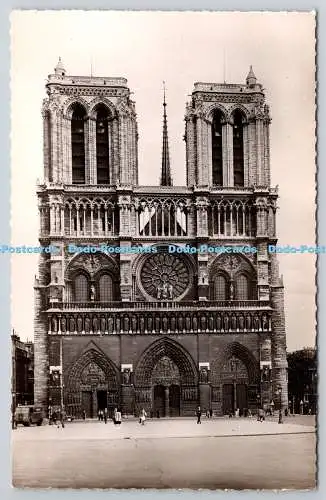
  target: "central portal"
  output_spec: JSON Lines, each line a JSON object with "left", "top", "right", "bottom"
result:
{"left": 153, "top": 384, "right": 181, "bottom": 417}
{"left": 152, "top": 356, "right": 181, "bottom": 417}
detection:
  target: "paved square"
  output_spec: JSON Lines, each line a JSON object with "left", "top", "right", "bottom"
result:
{"left": 12, "top": 417, "right": 316, "bottom": 490}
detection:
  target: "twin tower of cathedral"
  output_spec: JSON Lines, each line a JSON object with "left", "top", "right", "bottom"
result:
{"left": 34, "top": 59, "right": 287, "bottom": 418}
{"left": 42, "top": 58, "right": 271, "bottom": 189}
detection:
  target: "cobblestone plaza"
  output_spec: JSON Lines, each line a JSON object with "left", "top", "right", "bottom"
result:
{"left": 12, "top": 417, "right": 316, "bottom": 489}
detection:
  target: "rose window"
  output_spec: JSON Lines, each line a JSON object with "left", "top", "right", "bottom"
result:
{"left": 140, "top": 253, "right": 189, "bottom": 300}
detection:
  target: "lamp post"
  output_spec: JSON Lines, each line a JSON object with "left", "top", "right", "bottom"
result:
{"left": 277, "top": 386, "right": 283, "bottom": 424}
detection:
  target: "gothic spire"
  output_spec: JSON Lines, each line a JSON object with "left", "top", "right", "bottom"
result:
{"left": 160, "top": 82, "right": 172, "bottom": 186}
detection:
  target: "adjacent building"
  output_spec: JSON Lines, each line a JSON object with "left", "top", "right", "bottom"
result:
{"left": 34, "top": 59, "right": 288, "bottom": 418}
{"left": 11, "top": 332, "right": 34, "bottom": 408}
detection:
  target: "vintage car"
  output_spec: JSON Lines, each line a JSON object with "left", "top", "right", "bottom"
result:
{"left": 14, "top": 405, "right": 44, "bottom": 427}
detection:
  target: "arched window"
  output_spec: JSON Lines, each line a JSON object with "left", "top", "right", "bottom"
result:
{"left": 212, "top": 109, "right": 223, "bottom": 186}
{"left": 233, "top": 110, "right": 244, "bottom": 187}
{"left": 71, "top": 104, "right": 86, "bottom": 184}
{"left": 236, "top": 274, "right": 250, "bottom": 300}
{"left": 98, "top": 274, "right": 113, "bottom": 302}
{"left": 214, "top": 275, "right": 228, "bottom": 300}
{"left": 96, "top": 105, "right": 110, "bottom": 184}
{"left": 74, "top": 274, "right": 89, "bottom": 302}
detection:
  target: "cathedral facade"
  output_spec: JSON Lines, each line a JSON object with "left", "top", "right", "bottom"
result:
{"left": 34, "top": 59, "right": 288, "bottom": 418}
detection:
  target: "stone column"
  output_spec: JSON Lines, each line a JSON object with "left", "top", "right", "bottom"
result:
{"left": 42, "top": 108, "right": 51, "bottom": 182}
{"left": 199, "top": 365, "right": 211, "bottom": 411}
{"left": 260, "top": 337, "right": 272, "bottom": 406}
{"left": 87, "top": 117, "right": 96, "bottom": 184}
{"left": 248, "top": 120, "right": 256, "bottom": 185}
{"left": 270, "top": 255, "right": 288, "bottom": 410}
{"left": 50, "top": 111, "right": 58, "bottom": 183}
{"left": 256, "top": 118, "right": 263, "bottom": 186}
{"left": 221, "top": 121, "right": 228, "bottom": 186}
{"left": 226, "top": 121, "right": 234, "bottom": 187}
{"left": 185, "top": 113, "right": 196, "bottom": 186}
{"left": 121, "top": 367, "right": 134, "bottom": 415}
{"left": 164, "top": 387, "right": 170, "bottom": 417}
{"left": 34, "top": 254, "right": 50, "bottom": 408}
{"left": 196, "top": 116, "right": 204, "bottom": 185}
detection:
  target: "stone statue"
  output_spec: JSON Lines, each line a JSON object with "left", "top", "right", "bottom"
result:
{"left": 230, "top": 282, "right": 234, "bottom": 300}
{"left": 262, "top": 314, "right": 268, "bottom": 330}
{"left": 216, "top": 315, "right": 221, "bottom": 331}
{"left": 162, "top": 283, "right": 168, "bottom": 299}
{"left": 200, "top": 367, "right": 208, "bottom": 383}
{"left": 140, "top": 316, "right": 145, "bottom": 333}
{"left": 90, "top": 284, "right": 96, "bottom": 302}
{"left": 69, "top": 318, "right": 75, "bottom": 333}
{"left": 231, "top": 314, "right": 237, "bottom": 331}
{"left": 262, "top": 366, "right": 270, "bottom": 382}
{"left": 77, "top": 316, "right": 83, "bottom": 333}
{"left": 168, "top": 283, "right": 173, "bottom": 299}
{"left": 157, "top": 285, "right": 162, "bottom": 300}
{"left": 107, "top": 316, "right": 113, "bottom": 333}
{"left": 123, "top": 369, "right": 131, "bottom": 385}
{"left": 61, "top": 316, "right": 66, "bottom": 333}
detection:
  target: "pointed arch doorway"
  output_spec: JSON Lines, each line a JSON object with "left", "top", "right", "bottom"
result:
{"left": 221, "top": 356, "right": 249, "bottom": 415}
{"left": 152, "top": 356, "right": 181, "bottom": 417}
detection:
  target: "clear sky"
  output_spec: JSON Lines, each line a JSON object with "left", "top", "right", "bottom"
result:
{"left": 10, "top": 11, "right": 316, "bottom": 351}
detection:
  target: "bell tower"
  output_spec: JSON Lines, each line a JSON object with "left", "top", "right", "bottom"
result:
{"left": 41, "top": 58, "right": 138, "bottom": 186}
{"left": 185, "top": 67, "right": 271, "bottom": 189}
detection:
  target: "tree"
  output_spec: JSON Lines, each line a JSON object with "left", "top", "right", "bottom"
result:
{"left": 287, "top": 348, "right": 317, "bottom": 414}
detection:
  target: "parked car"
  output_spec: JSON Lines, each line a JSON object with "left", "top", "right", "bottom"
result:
{"left": 14, "top": 405, "right": 44, "bottom": 427}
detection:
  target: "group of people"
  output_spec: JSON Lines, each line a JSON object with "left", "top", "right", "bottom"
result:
{"left": 48, "top": 407, "right": 66, "bottom": 428}
{"left": 96, "top": 408, "right": 122, "bottom": 425}
{"left": 97, "top": 408, "right": 109, "bottom": 424}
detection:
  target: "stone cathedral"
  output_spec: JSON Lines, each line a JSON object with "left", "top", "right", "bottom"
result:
{"left": 34, "top": 59, "right": 288, "bottom": 418}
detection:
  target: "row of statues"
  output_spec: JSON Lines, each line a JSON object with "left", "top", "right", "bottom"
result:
{"left": 50, "top": 312, "right": 270, "bottom": 334}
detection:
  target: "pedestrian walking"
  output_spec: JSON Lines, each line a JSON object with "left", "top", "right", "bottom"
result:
{"left": 113, "top": 407, "right": 118, "bottom": 425}
{"left": 140, "top": 408, "right": 147, "bottom": 425}
{"left": 196, "top": 406, "right": 202, "bottom": 424}
{"left": 58, "top": 407, "right": 65, "bottom": 428}
{"left": 115, "top": 409, "right": 122, "bottom": 426}
{"left": 257, "top": 408, "right": 265, "bottom": 422}
{"left": 98, "top": 409, "right": 101, "bottom": 421}
{"left": 82, "top": 409, "right": 86, "bottom": 420}
{"left": 209, "top": 408, "right": 213, "bottom": 418}
{"left": 104, "top": 407, "right": 108, "bottom": 424}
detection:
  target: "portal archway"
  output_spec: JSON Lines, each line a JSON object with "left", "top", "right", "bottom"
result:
{"left": 134, "top": 338, "right": 198, "bottom": 416}
{"left": 211, "top": 342, "right": 260, "bottom": 415}
{"left": 65, "top": 347, "right": 119, "bottom": 418}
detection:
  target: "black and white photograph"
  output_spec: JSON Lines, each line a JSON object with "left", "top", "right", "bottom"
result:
{"left": 10, "top": 10, "right": 316, "bottom": 490}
